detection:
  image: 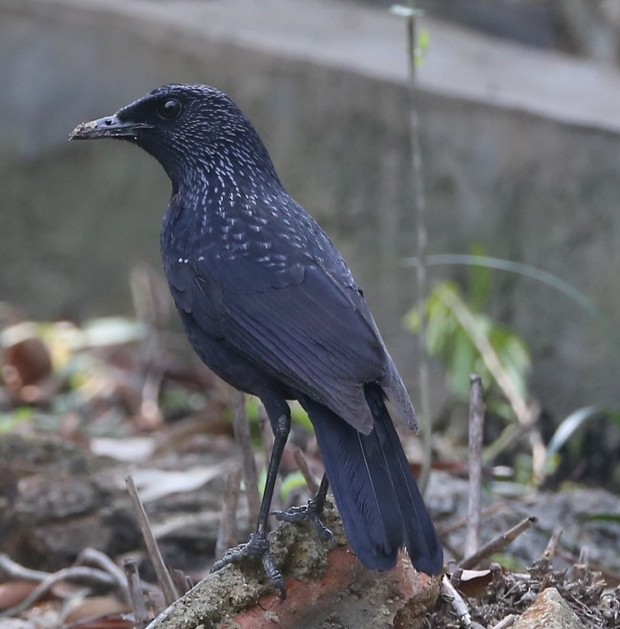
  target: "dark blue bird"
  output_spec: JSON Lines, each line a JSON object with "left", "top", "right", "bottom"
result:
{"left": 70, "top": 84, "right": 443, "bottom": 593}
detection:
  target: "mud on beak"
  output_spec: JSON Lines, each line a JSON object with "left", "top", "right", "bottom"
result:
{"left": 69, "top": 114, "right": 151, "bottom": 141}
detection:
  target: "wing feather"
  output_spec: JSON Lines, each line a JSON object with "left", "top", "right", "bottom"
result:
{"left": 167, "top": 251, "right": 386, "bottom": 432}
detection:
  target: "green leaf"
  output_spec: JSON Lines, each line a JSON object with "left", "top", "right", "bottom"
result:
{"left": 544, "top": 406, "right": 620, "bottom": 475}
{"left": 410, "top": 280, "right": 531, "bottom": 406}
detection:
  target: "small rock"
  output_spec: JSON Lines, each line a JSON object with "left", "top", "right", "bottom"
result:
{"left": 512, "top": 587, "right": 583, "bottom": 629}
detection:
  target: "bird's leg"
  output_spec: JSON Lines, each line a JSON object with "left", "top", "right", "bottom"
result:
{"left": 210, "top": 402, "right": 290, "bottom": 597}
{"left": 272, "top": 474, "right": 333, "bottom": 542}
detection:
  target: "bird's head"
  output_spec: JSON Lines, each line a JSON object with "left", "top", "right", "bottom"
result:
{"left": 70, "top": 84, "right": 276, "bottom": 188}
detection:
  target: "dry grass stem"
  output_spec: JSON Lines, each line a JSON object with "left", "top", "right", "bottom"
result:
{"left": 126, "top": 475, "right": 179, "bottom": 605}
{"left": 542, "top": 527, "right": 563, "bottom": 562}
{"left": 465, "top": 375, "right": 484, "bottom": 558}
{"left": 293, "top": 446, "right": 320, "bottom": 494}
{"left": 215, "top": 466, "right": 243, "bottom": 560}
{"left": 124, "top": 557, "right": 151, "bottom": 629}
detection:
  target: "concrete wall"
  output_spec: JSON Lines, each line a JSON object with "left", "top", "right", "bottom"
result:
{"left": 1, "top": 0, "right": 619, "bottom": 419}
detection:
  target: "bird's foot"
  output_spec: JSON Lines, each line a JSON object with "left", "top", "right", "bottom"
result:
{"left": 272, "top": 498, "right": 333, "bottom": 543}
{"left": 210, "top": 532, "right": 286, "bottom": 598}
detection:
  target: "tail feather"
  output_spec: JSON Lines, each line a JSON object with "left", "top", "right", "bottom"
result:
{"left": 365, "top": 385, "right": 443, "bottom": 574}
{"left": 300, "top": 385, "right": 443, "bottom": 575}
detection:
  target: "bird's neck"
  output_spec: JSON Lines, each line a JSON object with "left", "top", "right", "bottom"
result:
{"left": 172, "top": 157, "right": 284, "bottom": 215}
{"left": 171, "top": 132, "right": 282, "bottom": 204}
{"left": 162, "top": 148, "right": 285, "bottom": 256}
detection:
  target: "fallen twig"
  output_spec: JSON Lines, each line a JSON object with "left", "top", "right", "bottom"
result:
{"left": 76, "top": 548, "right": 129, "bottom": 601}
{"left": 491, "top": 615, "right": 516, "bottom": 629}
{"left": 126, "top": 475, "right": 179, "bottom": 606}
{"left": 459, "top": 516, "right": 538, "bottom": 570}
{"left": 0, "top": 553, "right": 64, "bottom": 583}
{"left": 0, "top": 565, "right": 116, "bottom": 618}
{"left": 0, "top": 551, "right": 123, "bottom": 591}
{"left": 441, "top": 574, "right": 472, "bottom": 627}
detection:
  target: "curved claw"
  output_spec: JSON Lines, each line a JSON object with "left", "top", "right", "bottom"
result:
{"left": 261, "top": 549, "right": 286, "bottom": 599}
{"left": 272, "top": 503, "right": 334, "bottom": 544}
{"left": 210, "top": 532, "right": 286, "bottom": 598}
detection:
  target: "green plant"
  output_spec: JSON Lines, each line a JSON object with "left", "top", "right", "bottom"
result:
{"left": 405, "top": 257, "right": 531, "bottom": 416}
{"left": 543, "top": 406, "right": 620, "bottom": 487}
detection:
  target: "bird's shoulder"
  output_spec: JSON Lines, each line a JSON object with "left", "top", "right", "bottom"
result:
{"left": 162, "top": 191, "right": 359, "bottom": 296}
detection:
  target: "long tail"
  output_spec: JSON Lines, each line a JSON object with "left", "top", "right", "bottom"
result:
{"left": 300, "top": 383, "right": 443, "bottom": 575}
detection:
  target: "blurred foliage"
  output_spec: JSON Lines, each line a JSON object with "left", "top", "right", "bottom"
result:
{"left": 0, "top": 314, "right": 198, "bottom": 437}
{"left": 543, "top": 406, "right": 620, "bottom": 492}
{"left": 0, "top": 308, "right": 314, "bottom": 470}
{"left": 406, "top": 247, "right": 620, "bottom": 492}
{"left": 405, "top": 248, "right": 531, "bottom": 420}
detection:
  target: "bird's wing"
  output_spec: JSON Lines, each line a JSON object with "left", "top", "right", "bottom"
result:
{"left": 166, "top": 251, "right": 386, "bottom": 433}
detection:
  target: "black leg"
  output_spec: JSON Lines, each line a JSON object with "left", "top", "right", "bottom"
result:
{"left": 273, "top": 474, "right": 333, "bottom": 543}
{"left": 210, "top": 396, "right": 291, "bottom": 597}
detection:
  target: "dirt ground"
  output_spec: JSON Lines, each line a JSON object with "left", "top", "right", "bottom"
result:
{"left": 0, "top": 315, "right": 619, "bottom": 627}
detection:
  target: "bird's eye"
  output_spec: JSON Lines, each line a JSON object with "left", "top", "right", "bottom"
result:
{"left": 158, "top": 99, "right": 182, "bottom": 120}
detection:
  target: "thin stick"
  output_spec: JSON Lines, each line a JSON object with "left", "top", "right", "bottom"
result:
{"left": 541, "top": 527, "right": 563, "bottom": 562}
{"left": 124, "top": 558, "right": 150, "bottom": 629}
{"left": 460, "top": 516, "right": 538, "bottom": 570}
{"left": 0, "top": 565, "right": 117, "bottom": 618}
{"left": 555, "top": 547, "right": 620, "bottom": 587}
{"left": 230, "top": 389, "right": 261, "bottom": 525}
{"left": 0, "top": 553, "right": 67, "bottom": 583}
{"left": 126, "top": 475, "right": 179, "bottom": 605}
{"left": 441, "top": 574, "right": 472, "bottom": 628}
{"left": 215, "top": 466, "right": 243, "bottom": 560}
{"left": 465, "top": 375, "right": 484, "bottom": 557}
{"left": 170, "top": 568, "right": 193, "bottom": 596}
{"left": 0, "top": 551, "right": 128, "bottom": 591}
{"left": 405, "top": 2, "right": 433, "bottom": 493}
{"left": 293, "top": 447, "right": 320, "bottom": 494}
{"left": 577, "top": 546, "right": 590, "bottom": 566}
{"left": 76, "top": 548, "right": 129, "bottom": 602}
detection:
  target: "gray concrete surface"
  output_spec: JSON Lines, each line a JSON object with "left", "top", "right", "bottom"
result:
{"left": 1, "top": 0, "right": 619, "bottom": 419}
